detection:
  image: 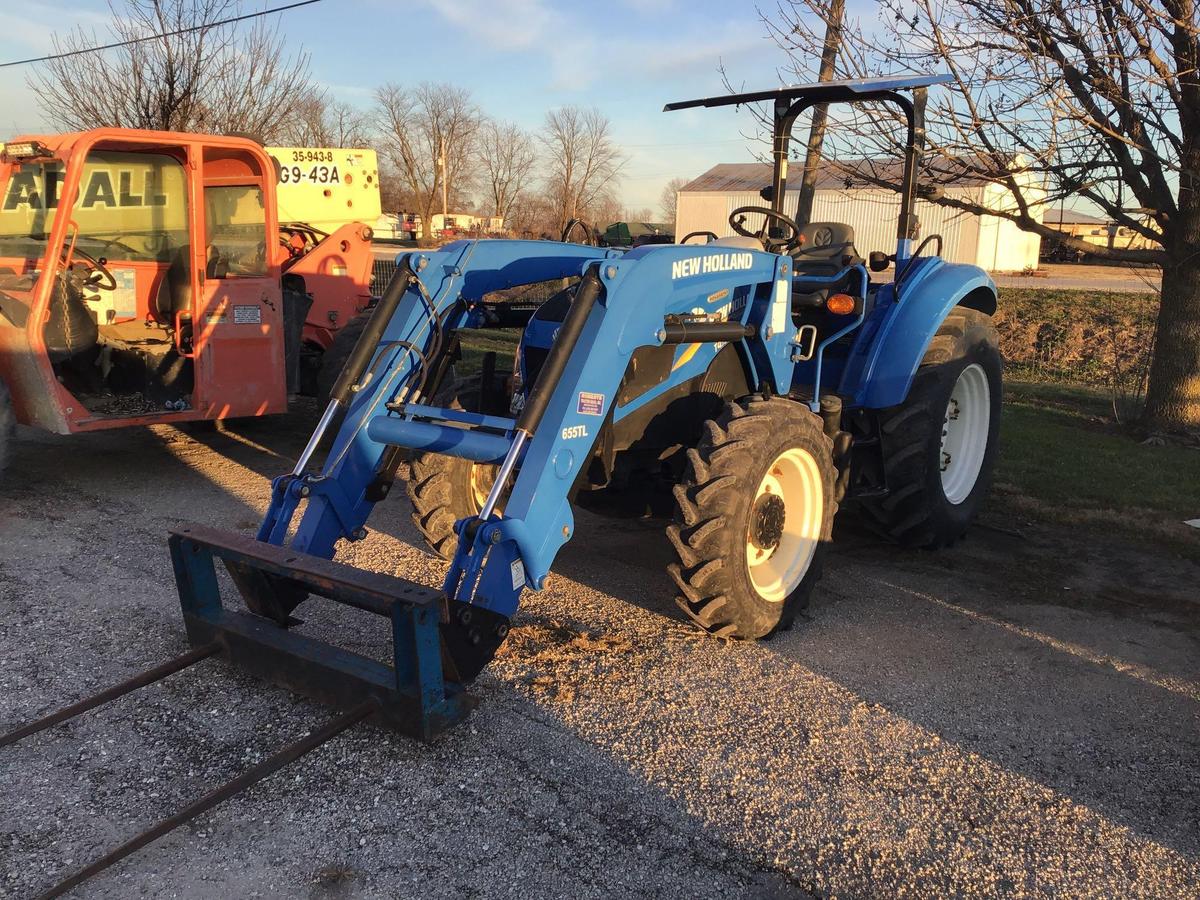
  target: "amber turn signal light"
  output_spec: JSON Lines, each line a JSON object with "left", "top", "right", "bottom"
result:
{"left": 826, "top": 293, "right": 857, "bottom": 315}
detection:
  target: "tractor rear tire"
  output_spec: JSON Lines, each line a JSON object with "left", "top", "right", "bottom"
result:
{"left": 668, "top": 396, "right": 837, "bottom": 640}
{"left": 860, "top": 305, "right": 1002, "bottom": 548}
{"left": 406, "top": 375, "right": 505, "bottom": 559}
{"left": 0, "top": 376, "right": 14, "bottom": 478}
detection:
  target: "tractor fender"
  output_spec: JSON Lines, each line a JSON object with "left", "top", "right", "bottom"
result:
{"left": 848, "top": 259, "right": 996, "bottom": 409}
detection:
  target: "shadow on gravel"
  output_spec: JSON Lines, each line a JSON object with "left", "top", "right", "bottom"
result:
{"left": 765, "top": 515, "right": 1200, "bottom": 860}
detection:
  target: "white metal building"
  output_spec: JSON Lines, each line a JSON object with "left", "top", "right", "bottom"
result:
{"left": 675, "top": 161, "right": 1043, "bottom": 272}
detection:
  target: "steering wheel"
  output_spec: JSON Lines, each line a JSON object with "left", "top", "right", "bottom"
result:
{"left": 728, "top": 206, "right": 802, "bottom": 251}
{"left": 679, "top": 231, "right": 719, "bottom": 245}
{"left": 63, "top": 245, "right": 117, "bottom": 291}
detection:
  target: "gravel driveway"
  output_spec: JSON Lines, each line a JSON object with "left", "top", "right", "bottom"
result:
{"left": 1, "top": 405, "right": 1197, "bottom": 899}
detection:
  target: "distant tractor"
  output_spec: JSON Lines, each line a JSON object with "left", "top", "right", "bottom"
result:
{"left": 0, "top": 132, "right": 380, "bottom": 476}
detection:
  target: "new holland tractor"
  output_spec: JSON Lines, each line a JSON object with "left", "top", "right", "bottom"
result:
{"left": 150, "top": 74, "right": 1002, "bottom": 739}
{"left": 0, "top": 131, "right": 379, "bottom": 477}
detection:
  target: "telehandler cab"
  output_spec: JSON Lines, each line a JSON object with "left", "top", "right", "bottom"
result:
{"left": 4, "top": 74, "right": 1004, "bottom": 897}
{"left": 0, "top": 130, "right": 378, "bottom": 475}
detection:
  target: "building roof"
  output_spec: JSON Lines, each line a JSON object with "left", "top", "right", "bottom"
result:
{"left": 680, "top": 159, "right": 996, "bottom": 193}
{"left": 1044, "top": 208, "right": 1106, "bottom": 225}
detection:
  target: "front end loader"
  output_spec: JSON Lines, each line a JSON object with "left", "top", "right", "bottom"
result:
{"left": 168, "top": 73, "right": 1001, "bottom": 734}
{"left": 5, "top": 75, "right": 1005, "bottom": 896}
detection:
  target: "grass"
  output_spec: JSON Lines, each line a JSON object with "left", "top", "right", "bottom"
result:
{"left": 998, "top": 380, "right": 1200, "bottom": 550}
{"left": 456, "top": 327, "right": 521, "bottom": 376}
{"left": 456, "top": 297, "right": 1199, "bottom": 548}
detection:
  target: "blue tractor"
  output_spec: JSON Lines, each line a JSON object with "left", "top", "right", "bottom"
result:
{"left": 167, "top": 74, "right": 1002, "bottom": 737}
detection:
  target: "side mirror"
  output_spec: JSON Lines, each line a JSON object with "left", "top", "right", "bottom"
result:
{"left": 869, "top": 251, "right": 893, "bottom": 272}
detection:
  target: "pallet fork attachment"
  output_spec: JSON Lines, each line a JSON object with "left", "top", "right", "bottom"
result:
{"left": 169, "top": 522, "right": 478, "bottom": 739}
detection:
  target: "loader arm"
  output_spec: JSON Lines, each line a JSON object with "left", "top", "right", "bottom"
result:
{"left": 263, "top": 240, "right": 789, "bottom": 621}
{"left": 165, "top": 239, "right": 796, "bottom": 735}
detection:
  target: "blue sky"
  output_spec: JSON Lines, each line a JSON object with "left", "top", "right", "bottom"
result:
{"left": 0, "top": 0, "right": 817, "bottom": 209}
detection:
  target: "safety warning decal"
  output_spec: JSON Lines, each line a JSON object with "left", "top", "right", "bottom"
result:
{"left": 233, "top": 305, "right": 262, "bottom": 325}
{"left": 510, "top": 558, "right": 526, "bottom": 590}
{"left": 577, "top": 391, "right": 605, "bottom": 415}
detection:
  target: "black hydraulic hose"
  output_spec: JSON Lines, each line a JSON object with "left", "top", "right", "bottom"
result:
{"left": 328, "top": 262, "right": 414, "bottom": 404}
{"left": 515, "top": 267, "right": 603, "bottom": 436}
{"left": 896, "top": 234, "right": 943, "bottom": 287}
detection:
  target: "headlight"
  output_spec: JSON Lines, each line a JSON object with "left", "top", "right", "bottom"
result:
{"left": 1, "top": 140, "right": 53, "bottom": 161}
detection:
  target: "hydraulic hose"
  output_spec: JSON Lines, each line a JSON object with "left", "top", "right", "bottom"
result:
{"left": 515, "top": 266, "right": 603, "bottom": 436}
{"left": 328, "top": 261, "right": 414, "bottom": 404}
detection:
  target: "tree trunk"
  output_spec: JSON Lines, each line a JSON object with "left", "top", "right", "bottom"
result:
{"left": 419, "top": 198, "right": 438, "bottom": 247}
{"left": 795, "top": 0, "right": 845, "bottom": 225}
{"left": 1143, "top": 209, "right": 1200, "bottom": 430}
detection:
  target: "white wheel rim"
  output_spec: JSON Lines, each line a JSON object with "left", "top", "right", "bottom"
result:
{"left": 470, "top": 464, "right": 498, "bottom": 512}
{"left": 940, "top": 363, "right": 991, "bottom": 505}
{"left": 745, "top": 447, "right": 824, "bottom": 603}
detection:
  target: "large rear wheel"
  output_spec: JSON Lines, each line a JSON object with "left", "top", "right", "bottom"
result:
{"left": 668, "top": 397, "right": 837, "bottom": 639}
{"left": 860, "top": 305, "right": 1002, "bottom": 547}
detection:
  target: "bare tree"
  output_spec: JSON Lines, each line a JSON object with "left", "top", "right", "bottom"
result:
{"left": 277, "top": 95, "right": 371, "bottom": 148}
{"left": 793, "top": 0, "right": 845, "bottom": 223}
{"left": 540, "top": 106, "right": 624, "bottom": 231}
{"left": 478, "top": 119, "right": 538, "bottom": 224}
{"left": 658, "top": 176, "right": 690, "bottom": 224}
{"left": 763, "top": 0, "right": 1200, "bottom": 430}
{"left": 373, "top": 83, "right": 480, "bottom": 244}
{"left": 29, "top": 0, "right": 317, "bottom": 141}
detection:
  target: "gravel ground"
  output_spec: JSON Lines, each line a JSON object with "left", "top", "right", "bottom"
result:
{"left": 1, "top": 404, "right": 1198, "bottom": 899}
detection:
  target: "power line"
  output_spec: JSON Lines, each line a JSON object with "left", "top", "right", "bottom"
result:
{"left": 0, "top": 0, "right": 324, "bottom": 69}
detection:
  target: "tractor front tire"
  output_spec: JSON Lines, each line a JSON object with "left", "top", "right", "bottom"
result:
{"left": 860, "top": 305, "right": 1002, "bottom": 548}
{"left": 406, "top": 375, "right": 504, "bottom": 559}
{"left": 0, "top": 376, "right": 14, "bottom": 478}
{"left": 668, "top": 397, "right": 837, "bottom": 640}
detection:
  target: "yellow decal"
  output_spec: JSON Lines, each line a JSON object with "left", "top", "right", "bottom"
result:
{"left": 672, "top": 342, "right": 702, "bottom": 371}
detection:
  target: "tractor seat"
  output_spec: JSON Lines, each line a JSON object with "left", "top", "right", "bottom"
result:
{"left": 791, "top": 222, "right": 861, "bottom": 310}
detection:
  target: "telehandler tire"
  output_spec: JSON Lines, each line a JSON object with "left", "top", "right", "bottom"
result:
{"left": 316, "top": 313, "right": 370, "bottom": 405}
{"left": 860, "top": 305, "right": 1002, "bottom": 548}
{"left": 0, "top": 376, "right": 14, "bottom": 478}
{"left": 406, "top": 375, "right": 506, "bottom": 559}
{"left": 668, "top": 396, "right": 837, "bottom": 640}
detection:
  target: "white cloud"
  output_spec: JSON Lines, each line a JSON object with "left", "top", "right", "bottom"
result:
{"left": 420, "top": 0, "right": 563, "bottom": 51}
{"left": 546, "top": 18, "right": 765, "bottom": 93}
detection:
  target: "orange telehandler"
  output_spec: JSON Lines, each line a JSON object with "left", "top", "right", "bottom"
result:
{"left": 0, "top": 129, "right": 379, "bottom": 475}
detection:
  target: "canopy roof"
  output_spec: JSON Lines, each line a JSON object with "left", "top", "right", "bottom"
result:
{"left": 664, "top": 74, "right": 954, "bottom": 112}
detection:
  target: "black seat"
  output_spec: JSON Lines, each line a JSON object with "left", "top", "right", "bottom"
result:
{"left": 44, "top": 272, "right": 99, "bottom": 365}
{"left": 155, "top": 244, "right": 193, "bottom": 324}
{"left": 791, "top": 222, "right": 861, "bottom": 310}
